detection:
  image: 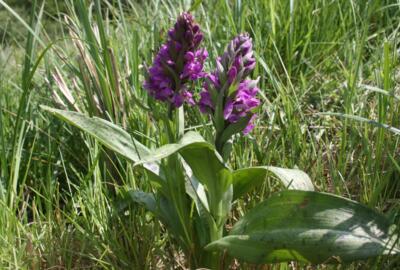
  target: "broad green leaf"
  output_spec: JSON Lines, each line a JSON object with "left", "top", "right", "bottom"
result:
{"left": 232, "top": 166, "right": 314, "bottom": 200}
{"left": 182, "top": 160, "right": 210, "bottom": 212}
{"left": 206, "top": 190, "right": 399, "bottom": 264}
{"left": 183, "top": 161, "right": 213, "bottom": 247}
{"left": 177, "top": 137, "right": 232, "bottom": 224}
{"left": 134, "top": 131, "right": 233, "bottom": 224}
{"left": 214, "top": 169, "right": 233, "bottom": 225}
{"left": 133, "top": 131, "right": 221, "bottom": 165}
{"left": 42, "top": 106, "right": 149, "bottom": 160}
{"left": 129, "top": 190, "right": 189, "bottom": 246}
{"left": 134, "top": 131, "right": 228, "bottom": 190}
{"left": 41, "top": 106, "right": 164, "bottom": 183}
{"left": 218, "top": 114, "right": 252, "bottom": 145}
{"left": 128, "top": 190, "right": 157, "bottom": 213}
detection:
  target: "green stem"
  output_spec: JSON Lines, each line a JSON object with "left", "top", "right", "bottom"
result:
{"left": 166, "top": 104, "right": 184, "bottom": 142}
{"left": 164, "top": 104, "right": 195, "bottom": 264}
{"left": 205, "top": 219, "right": 224, "bottom": 269}
{"left": 215, "top": 131, "right": 232, "bottom": 163}
{"left": 176, "top": 106, "right": 184, "bottom": 140}
{"left": 214, "top": 123, "right": 226, "bottom": 154}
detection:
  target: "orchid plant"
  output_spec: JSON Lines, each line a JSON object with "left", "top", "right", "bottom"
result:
{"left": 43, "top": 12, "right": 399, "bottom": 269}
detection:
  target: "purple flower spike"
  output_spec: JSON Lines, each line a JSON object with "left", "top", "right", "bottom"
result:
{"left": 198, "top": 33, "right": 260, "bottom": 135}
{"left": 144, "top": 12, "right": 207, "bottom": 108}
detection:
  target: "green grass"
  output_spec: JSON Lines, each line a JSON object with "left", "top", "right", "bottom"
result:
{"left": 0, "top": 0, "right": 400, "bottom": 268}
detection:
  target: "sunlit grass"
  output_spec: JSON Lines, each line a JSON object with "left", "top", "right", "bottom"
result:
{"left": 0, "top": 0, "right": 399, "bottom": 268}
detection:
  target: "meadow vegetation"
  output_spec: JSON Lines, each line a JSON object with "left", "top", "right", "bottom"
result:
{"left": 0, "top": 0, "right": 399, "bottom": 269}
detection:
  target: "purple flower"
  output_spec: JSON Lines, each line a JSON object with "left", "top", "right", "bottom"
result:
{"left": 198, "top": 34, "right": 260, "bottom": 134}
{"left": 223, "top": 80, "right": 260, "bottom": 124}
{"left": 144, "top": 12, "right": 207, "bottom": 108}
{"left": 220, "top": 34, "right": 256, "bottom": 83}
{"left": 198, "top": 73, "right": 219, "bottom": 113}
{"left": 181, "top": 49, "right": 208, "bottom": 80}
{"left": 243, "top": 114, "right": 257, "bottom": 135}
